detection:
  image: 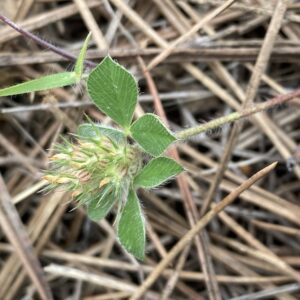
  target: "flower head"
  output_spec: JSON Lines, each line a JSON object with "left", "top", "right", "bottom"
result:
{"left": 43, "top": 130, "right": 142, "bottom": 211}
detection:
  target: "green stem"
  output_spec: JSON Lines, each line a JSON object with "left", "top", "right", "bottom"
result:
{"left": 176, "top": 88, "right": 300, "bottom": 140}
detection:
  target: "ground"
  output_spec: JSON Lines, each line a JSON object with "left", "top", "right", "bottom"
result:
{"left": 0, "top": 1, "right": 300, "bottom": 299}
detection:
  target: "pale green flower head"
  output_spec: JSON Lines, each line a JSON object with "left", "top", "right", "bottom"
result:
{"left": 44, "top": 129, "right": 143, "bottom": 214}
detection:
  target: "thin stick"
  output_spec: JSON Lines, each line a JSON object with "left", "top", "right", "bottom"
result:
{"left": 44, "top": 264, "right": 137, "bottom": 293}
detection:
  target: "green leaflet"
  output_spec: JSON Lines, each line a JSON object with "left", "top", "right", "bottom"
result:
{"left": 78, "top": 123, "right": 125, "bottom": 143}
{"left": 130, "top": 113, "right": 176, "bottom": 156}
{"left": 134, "top": 157, "right": 183, "bottom": 188}
{"left": 87, "top": 56, "right": 138, "bottom": 128}
{"left": 118, "top": 189, "right": 145, "bottom": 260}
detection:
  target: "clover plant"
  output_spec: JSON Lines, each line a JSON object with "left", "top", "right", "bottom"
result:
{"left": 44, "top": 53, "right": 183, "bottom": 260}
{"left": 0, "top": 35, "right": 183, "bottom": 260}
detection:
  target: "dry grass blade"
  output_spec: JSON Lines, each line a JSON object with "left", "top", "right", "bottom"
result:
{"left": 147, "top": 0, "right": 236, "bottom": 70}
{"left": 0, "top": 175, "right": 53, "bottom": 300}
{"left": 44, "top": 264, "right": 137, "bottom": 293}
{"left": 251, "top": 220, "right": 300, "bottom": 236}
{"left": 217, "top": 210, "right": 300, "bottom": 283}
{"left": 73, "top": 0, "right": 108, "bottom": 50}
{"left": 160, "top": 244, "right": 191, "bottom": 300}
{"left": 230, "top": 283, "right": 300, "bottom": 300}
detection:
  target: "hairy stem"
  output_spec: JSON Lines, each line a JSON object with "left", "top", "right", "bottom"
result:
{"left": 0, "top": 14, "right": 96, "bottom": 68}
{"left": 176, "top": 88, "right": 300, "bottom": 140}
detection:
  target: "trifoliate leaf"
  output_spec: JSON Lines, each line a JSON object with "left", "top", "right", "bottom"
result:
{"left": 87, "top": 56, "right": 138, "bottom": 128}
{"left": 118, "top": 190, "right": 145, "bottom": 260}
{"left": 134, "top": 157, "right": 183, "bottom": 188}
{"left": 130, "top": 114, "right": 176, "bottom": 156}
